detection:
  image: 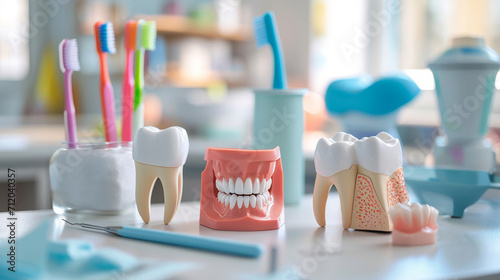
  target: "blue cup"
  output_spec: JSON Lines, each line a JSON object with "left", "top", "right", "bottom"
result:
{"left": 253, "top": 89, "right": 306, "bottom": 205}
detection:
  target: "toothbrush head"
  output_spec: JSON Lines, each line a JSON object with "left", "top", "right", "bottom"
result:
{"left": 141, "top": 21, "right": 156, "bottom": 51}
{"left": 135, "top": 19, "right": 145, "bottom": 50}
{"left": 59, "top": 39, "right": 80, "bottom": 73}
{"left": 253, "top": 11, "right": 278, "bottom": 48}
{"left": 125, "top": 20, "right": 137, "bottom": 51}
{"left": 95, "top": 21, "right": 116, "bottom": 54}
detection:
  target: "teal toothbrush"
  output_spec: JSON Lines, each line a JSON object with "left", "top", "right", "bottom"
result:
{"left": 253, "top": 11, "right": 287, "bottom": 89}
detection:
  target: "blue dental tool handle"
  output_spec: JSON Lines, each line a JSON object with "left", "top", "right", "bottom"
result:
{"left": 118, "top": 226, "right": 263, "bottom": 258}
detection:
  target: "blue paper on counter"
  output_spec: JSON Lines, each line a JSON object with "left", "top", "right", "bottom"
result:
{"left": 0, "top": 220, "right": 196, "bottom": 279}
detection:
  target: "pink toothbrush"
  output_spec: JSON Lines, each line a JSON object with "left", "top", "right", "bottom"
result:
{"left": 121, "top": 20, "right": 137, "bottom": 142}
{"left": 59, "top": 39, "right": 80, "bottom": 148}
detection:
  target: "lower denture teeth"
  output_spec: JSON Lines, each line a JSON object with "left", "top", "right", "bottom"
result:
{"left": 224, "top": 195, "right": 230, "bottom": 206}
{"left": 230, "top": 194, "right": 237, "bottom": 209}
{"left": 250, "top": 195, "right": 257, "bottom": 208}
{"left": 256, "top": 195, "right": 263, "bottom": 209}
{"left": 237, "top": 196, "right": 244, "bottom": 208}
{"left": 244, "top": 196, "right": 250, "bottom": 208}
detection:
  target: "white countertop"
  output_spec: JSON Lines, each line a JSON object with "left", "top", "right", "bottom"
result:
{"left": 1, "top": 194, "right": 500, "bottom": 280}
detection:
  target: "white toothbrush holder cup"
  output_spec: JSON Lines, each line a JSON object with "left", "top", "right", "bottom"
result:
{"left": 49, "top": 142, "right": 136, "bottom": 214}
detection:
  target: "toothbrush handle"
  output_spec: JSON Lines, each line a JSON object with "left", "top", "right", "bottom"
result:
{"left": 118, "top": 226, "right": 263, "bottom": 258}
{"left": 64, "top": 71, "right": 77, "bottom": 148}
{"left": 99, "top": 53, "right": 117, "bottom": 142}
{"left": 102, "top": 81, "right": 117, "bottom": 142}
{"left": 132, "top": 49, "right": 145, "bottom": 135}
{"left": 121, "top": 50, "right": 135, "bottom": 142}
{"left": 269, "top": 15, "right": 287, "bottom": 89}
{"left": 134, "top": 49, "right": 145, "bottom": 111}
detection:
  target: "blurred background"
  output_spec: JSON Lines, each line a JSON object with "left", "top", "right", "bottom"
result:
{"left": 1, "top": 0, "right": 500, "bottom": 210}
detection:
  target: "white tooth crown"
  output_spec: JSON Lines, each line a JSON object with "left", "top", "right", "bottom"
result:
{"left": 354, "top": 132, "right": 402, "bottom": 175}
{"left": 133, "top": 126, "right": 189, "bottom": 167}
{"left": 314, "top": 133, "right": 357, "bottom": 177}
{"left": 315, "top": 132, "right": 402, "bottom": 177}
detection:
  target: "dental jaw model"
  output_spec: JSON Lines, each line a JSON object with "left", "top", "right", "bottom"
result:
{"left": 313, "top": 132, "right": 409, "bottom": 231}
{"left": 389, "top": 202, "right": 438, "bottom": 246}
{"left": 200, "top": 147, "right": 284, "bottom": 231}
{"left": 133, "top": 126, "right": 189, "bottom": 224}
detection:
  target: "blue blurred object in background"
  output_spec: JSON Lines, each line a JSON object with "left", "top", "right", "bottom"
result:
{"left": 325, "top": 73, "right": 420, "bottom": 140}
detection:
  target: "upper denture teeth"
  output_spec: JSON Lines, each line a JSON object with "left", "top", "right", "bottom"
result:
{"left": 253, "top": 178, "right": 260, "bottom": 194}
{"left": 228, "top": 178, "right": 235, "bottom": 193}
{"left": 222, "top": 178, "right": 228, "bottom": 193}
{"left": 235, "top": 178, "right": 243, "bottom": 194}
{"left": 260, "top": 179, "right": 267, "bottom": 193}
{"left": 266, "top": 179, "right": 272, "bottom": 190}
{"left": 244, "top": 178, "right": 253, "bottom": 194}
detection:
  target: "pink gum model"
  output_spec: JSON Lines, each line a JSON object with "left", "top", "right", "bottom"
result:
{"left": 200, "top": 147, "right": 284, "bottom": 231}
{"left": 389, "top": 202, "right": 439, "bottom": 246}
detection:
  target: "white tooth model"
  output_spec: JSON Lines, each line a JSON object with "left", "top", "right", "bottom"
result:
{"left": 313, "top": 132, "right": 409, "bottom": 231}
{"left": 133, "top": 126, "right": 189, "bottom": 224}
{"left": 389, "top": 202, "right": 438, "bottom": 246}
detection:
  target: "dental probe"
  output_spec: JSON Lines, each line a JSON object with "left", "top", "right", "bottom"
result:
{"left": 62, "top": 219, "right": 263, "bottom": 258}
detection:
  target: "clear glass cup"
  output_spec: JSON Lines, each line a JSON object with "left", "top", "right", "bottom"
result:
{"left": 49, "top": 142, "right": 135, "bottom": 215}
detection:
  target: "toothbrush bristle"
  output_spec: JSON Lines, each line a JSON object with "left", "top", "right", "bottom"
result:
{"left": 125, "top": 20, "right": 137, "bottom": 51}
{"left": 135, "top": 19, "right": 145, "bottom": 50}
{"left": 141, "top": 21, "right": 157, "bottom": 51}
{"left": 253, "top": 14, "right": 269, "bottom": 48}
{"left": 62, "top": 39, "right": 80, "bottom": 71}
{"left": 98, "top": 22, "right": 116, "bottom": 54}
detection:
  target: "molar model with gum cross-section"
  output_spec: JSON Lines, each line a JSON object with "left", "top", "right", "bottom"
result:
{"left": 313, "top": 132, "right": 409, "bottom": 231}
{"left": 133, "top": 126, "right": 189, "bottom": 225}
{"left": 199, "top": 147, "right": 284, "bottom": 231}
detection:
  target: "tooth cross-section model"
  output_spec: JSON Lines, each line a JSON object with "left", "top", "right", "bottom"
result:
{"left": 389, "top": 202, "right": 438, "bottom": 246}
{"left": 200, "top": 147, "right": 284, "bottom": 231}
{"left": 313, "top": 132, "right": 409, "bottom": 231}
{"left": 133, "top": 126, "right": 189, "bottom": 224}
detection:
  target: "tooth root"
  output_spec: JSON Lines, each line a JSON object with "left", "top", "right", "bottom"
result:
{"left": 159, "top": 166, "right": 182, "bottom": 225}
{"left": 244, "top": 178, "right": 253, "bottom": 194}
{"left": 313, "top": 166, "right": 357, "bottom": 229}
{"left": 244, "top": 196, "right": 250, "bottom": 208}
{"left": 135, "top": 162, "right": 182, "bottom": 225}
{"left": 135, "top": 161, "right": 157, "bottom": 224}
